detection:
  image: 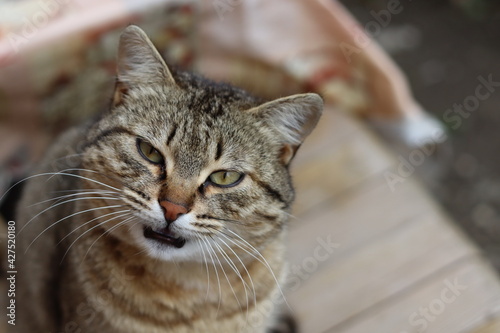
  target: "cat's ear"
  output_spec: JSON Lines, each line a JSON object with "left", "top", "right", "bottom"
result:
{"left": 113, "top": 25, "right": 176, "bottom": 106}
{"left": 249, "top": 93, "right": 323, "bottom": 165}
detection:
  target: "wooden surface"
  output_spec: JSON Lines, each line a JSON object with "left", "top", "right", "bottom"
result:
{"left": 287, "top": 108, "right": 500, "bottom": 333}
{"left": 473, "top": 319, "right": 500, "bottom": 333}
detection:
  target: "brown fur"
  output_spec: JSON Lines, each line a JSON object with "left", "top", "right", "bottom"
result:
{"left": 14, "top": 26, "right": 322, "bottom": 332}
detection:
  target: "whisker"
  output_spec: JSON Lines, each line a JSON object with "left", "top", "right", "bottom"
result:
{"left": 53, "top": 168, "right": 131, "bottom": 194}
{"left": 221, "top": 229, "right": 291, "bottom": 311}
{"left": 52, "top": 189, "right": 117, "bottom": 194}
{"left": 132, "top": 247, "right": 150, "bottom": 257}
{"left": 0, "top": 171, "right": 121, "bottom": 204}
{"left": 283, "top": 211, "right": 299, "bottom": 221}
{"left": 46, "top": 168, "right": 97, "bottom": 182}
{"left": 217, "top": 236, "right": 257, "bottom": 308}
{"left": 195, "top": 238, "right": 211, "bottom": 301}
{"left": 24, "top": 204, "right": 125, "bottom": 253}
{"left": 200, "top": 216, "right": 244, "bottom": 226}
{"left": 213, "top": 241, "right": 249, "bottom": 318}
{"left": 219, "top": 231, "right": 267, "bottom": 268}
{"left": 130, "top": 222, "right": 150, "bottom": 258}
{"left": 60, "top": 212, "right": 132, "bottom": 263}
{"left": 127, "top": 220, "right": 142, "bottom": 232}
{"left": 209, "top": 237, "right": 243, "bottom": 311}
{"left": 29, "top": 190, "right": 117, "bottom": 207}
{"left": 50, "top": 194, "right": 120, "bottom": 208}
{"left": 201, "top": 237, "right": 222, "bottom": 316}
{"left": 80, "top": 215, "right": 136, "bottom": 264}
{"left": 58, "top": 209, "right": 131, "bottom": 245}
{"left": 47, "top": 170, "right": 121, "bottom": 192}
{"left": 19, "top": 196, "right": 122, "bottom": 235}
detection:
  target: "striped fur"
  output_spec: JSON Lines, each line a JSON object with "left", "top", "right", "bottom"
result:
{"left": 14, "top": 26, "right": 322, "bottom": 333}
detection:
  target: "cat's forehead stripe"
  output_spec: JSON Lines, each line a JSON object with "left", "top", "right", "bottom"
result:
{"left": 166, "top": 126, "right": 177, "bottom": 146}
{"left": 214, "top": 141, "right": 223, "bottom": 161}
{"left": 85, "top": 126, "right": 135, "bottom": 149}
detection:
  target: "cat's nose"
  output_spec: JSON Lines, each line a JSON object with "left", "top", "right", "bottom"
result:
{"left": 159, "top": 200, "right": 188, "bottom": 224}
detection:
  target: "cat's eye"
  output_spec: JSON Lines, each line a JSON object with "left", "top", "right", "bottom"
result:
{"left": 208, "top": 170, "right": 244, "bottom": 187}
{"left": 137, "top": 139, "right": 164, "bottom": 164}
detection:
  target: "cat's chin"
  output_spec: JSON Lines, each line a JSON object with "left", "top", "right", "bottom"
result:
{"left": 142, "top": 238, "right": 201, "bottom": 262}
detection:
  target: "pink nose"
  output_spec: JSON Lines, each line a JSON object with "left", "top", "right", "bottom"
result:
{"left": 159, "top": 200, "right": 188, "bottom": 223}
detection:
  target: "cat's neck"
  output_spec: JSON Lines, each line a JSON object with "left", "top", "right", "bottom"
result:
{"left": 60, "top": 213, "right": 287, "bottom": 329}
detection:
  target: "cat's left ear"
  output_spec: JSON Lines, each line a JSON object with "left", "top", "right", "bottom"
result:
{"left": 113, "top": 25, "right": 176, "bottom": 106}
{"left": 249, "top": 93, "right": 323, "bottom": 165}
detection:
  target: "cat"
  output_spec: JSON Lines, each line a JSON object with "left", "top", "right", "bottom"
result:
{"left": 13, "top": 25, "right": 323, "bottom": 333}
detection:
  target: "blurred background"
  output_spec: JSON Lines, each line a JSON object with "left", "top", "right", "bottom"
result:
{"left": 342, "top": 0, "right": 500, "bottom": 270}
{"left": 1, "top": 0, "right": 500, "bottom": 332}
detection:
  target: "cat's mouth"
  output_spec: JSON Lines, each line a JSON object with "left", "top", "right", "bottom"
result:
{"left": 143, "top": 226, "right": 186, "bottom": 248}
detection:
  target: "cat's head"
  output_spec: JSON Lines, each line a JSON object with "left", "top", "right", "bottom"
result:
{"left": 82, "top": 26, "right": 323, "bottom": 262}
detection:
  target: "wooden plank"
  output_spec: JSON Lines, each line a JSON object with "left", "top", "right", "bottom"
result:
{"left": 470, "top": 317, "right": 500, "bottom": 333}
{"left": 287, "top": 177, "right": 445, "bottom": 270}
{"left": 293, "top": 107, "right": 361, "bottom": 167}
{"left": 286, "top": 212, "right": 478, "bottom": 333}
{"left": 291, "top": 111, "right": 394, "bottom": 215}
{"left": 329, "top": 258, "right": 500, "bottom": 333}
{"left": 291, "top": 108, "right": 395, "bottom": 216}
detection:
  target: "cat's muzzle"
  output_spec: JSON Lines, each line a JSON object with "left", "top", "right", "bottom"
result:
{"left": 143, "top": 226, "right": 186, "bottom": 248}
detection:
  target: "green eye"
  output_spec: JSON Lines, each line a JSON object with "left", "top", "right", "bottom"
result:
{"left": 137, "top": 139, "right": 164, "bottom": 164}
{"left": 208, "top": 170, "right": 244, "bottom": 187}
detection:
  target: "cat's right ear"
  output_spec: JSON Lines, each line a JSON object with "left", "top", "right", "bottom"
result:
{"left": 248, "top": 93, "right": 323, "bottom": 165}
{"left": 113, "top": 25, "right": 176, "bottom": 106}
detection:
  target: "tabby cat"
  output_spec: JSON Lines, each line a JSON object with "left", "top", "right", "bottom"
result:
{"left": 14, "top": 26, "right": 323, "bottom": 333}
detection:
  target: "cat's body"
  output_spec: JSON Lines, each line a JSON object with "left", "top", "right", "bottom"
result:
{"left": 16, "top": 125, "right": 287, "bottom": 333}
{"left": 14, "top": 26, "right": 322, "bottom": 332}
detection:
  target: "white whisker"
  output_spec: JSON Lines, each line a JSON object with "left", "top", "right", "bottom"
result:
{"left": 217, "top": 236, "right": 257, "bottom": 308}
{"left": 283, "top": 211, "right": 299, "bottom": 220}
{"left": 213, "top": 241, "right": 250, "bottom": 320}
{"left": 47, "top": 170, "right": 121, "bottom": 192}
{"left": 222, "top": 229, "right": 291, "bottom": 311}
{"left": 201, "top": 237, "right": 222, "bottom": 316}
{"left": 52, "top": 188, "right": 117, "bottom": 194}
{"left": 58, "top": 209, "right": 131, "bottom": 245}
{"left": 29, "top": 190, "right": 117, "bottom": 207}
{"left": 210, "top": 238, "right": 242, "bottom": 311}
{"left": 24, "top": 204, "right": 125, "bottom": 253}
{"left": 1, "top": 170, "right": 121, "bottom": 210}
{"left": 195, "top": 238, "right": 211, "bottom": 301}
{"left": 79, "top": 215, "right": 136, "bottom": 264}
{"left": 20, "top": 196, "right": 122, "bottom": 235}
